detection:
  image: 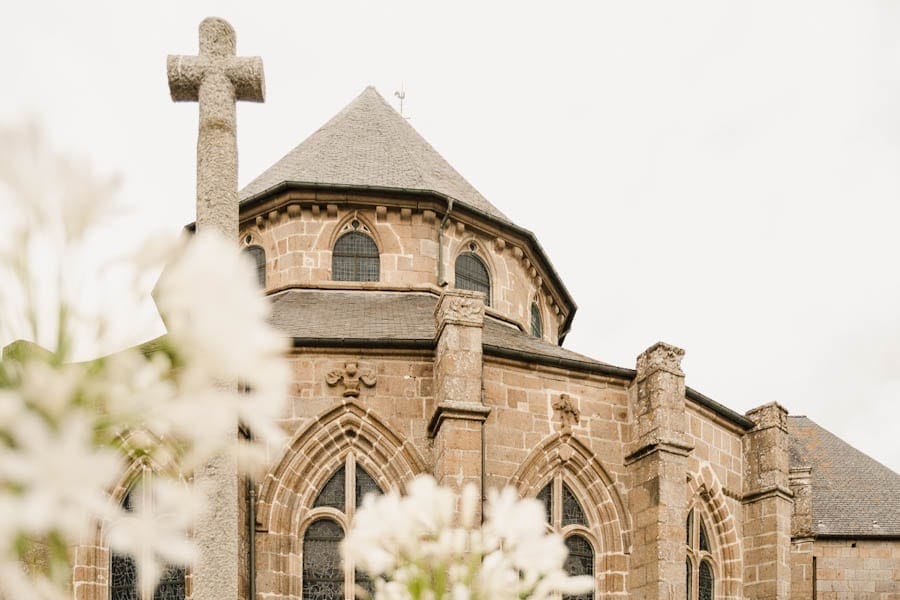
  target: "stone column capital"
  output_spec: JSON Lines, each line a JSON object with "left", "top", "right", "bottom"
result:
{"left": 434, "top": 289, "right": 485, "bottom": 331}
{"left": 635, "top": 341, "right": 685, "bottom": 382}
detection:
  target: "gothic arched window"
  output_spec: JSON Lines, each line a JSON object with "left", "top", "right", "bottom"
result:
{"left": 686, "top": 507, "right": 715, "bottom": 600}
{"left": 454, "top": 252, "right": 491, "bottom": 306}
{"left": 531, "top": 302, "right": 543, "bottom": 338}
{"left": 536, "top": 477, "right": 595, "bottom": 600}
{"left": 243, "top": 245, "right": 266, "bottom": 288}
{"left": 332, "top": 230, "right": 380, "bottom": 282}
{"left": 110, "top": 473, "right": 185, "bottom": 600}
{"left": 302, "top": 457, "right": 383, "bottom": 600}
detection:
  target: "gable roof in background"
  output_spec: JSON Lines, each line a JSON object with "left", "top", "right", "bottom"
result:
{"left": 789, "top": 415, "right": 900, "bottom": 539}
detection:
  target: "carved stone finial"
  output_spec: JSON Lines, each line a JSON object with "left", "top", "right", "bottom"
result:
{"left": 635, "top": 341, "right": 685, "bottom": 381}
{"left": 326, "top": 362, "right": 376, "bottom": 397}
{"left": 552, "top": 393, "right": 580, "bottom": 433}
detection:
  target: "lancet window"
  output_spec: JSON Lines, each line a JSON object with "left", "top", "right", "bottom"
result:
{"left": 302, "top": 456, "right": 383, "bottom": 600}
{"left": 686, "top": 507, "right": 715, "bottom": 600}
{"left": 531, "top": 302, "right": 543, "bottom": 338}
{"left": 243, "top": 245, "right": 266, "bottom": 288}
{"left": 454, "top": 251, "right": 491, "bottom": 305}
{"left": 536, "top": 477, "right": 595, "bottom": 600}
{"left": 332, "top": 222, "right": 380, "bottom": 282}
{"left": 110, "top": 472, "right": 185, "bottom": 600}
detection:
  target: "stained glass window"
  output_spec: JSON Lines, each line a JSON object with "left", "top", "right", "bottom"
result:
{"left": 355, "top": 467, "right": 381, "bottom": 508}
{"left": 686, "top": 506, "right": 715, "bottom": 600}
{"left": 686, "top": 560, "right": 692, "bottom": 600}
{"left": 531, "top": 303, "right": 543, "bottom": 338}
{"left": 537, "top": 484, "right": 552, "bottom": 525}
{"left": 305, "top": 459, "right": 383, "bottom": 599}
{"left": 698, "top": 560, "right": 713, "bottom": 600}
{"left": 699, "top": 521, "right": 710, "bottom": 553}
{"left": 561, "top": 484, "right": 587, "bottom": 527}
{"left": 563, "top": 535, "right": 594, "bottom": 600}
{"left": 314, "top": 466, "right": 346, "bottom": 510}
{"left": 111, "top": 481, "right": 185, "bottom": 600}
{"left": 303, "top": 519, "right": 344, "bottom": 600}
{"left": 243, "top": 245, "right": 266, "bottom": 288}
{"left": 333, "top": 232, "right": 379, "bottom": 282}
{"left": 454, "top": 253, "right": 490, "bottom": 305}
{"left": 536, "top": 476, "right": 594, "bottom": 598}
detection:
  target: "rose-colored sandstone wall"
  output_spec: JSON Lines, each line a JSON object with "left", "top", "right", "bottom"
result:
{"left": 812, "top": 539, "right": 900, "bottom": 599}
{"left": 239, "top": 197, "right": 565, "bottom": 342}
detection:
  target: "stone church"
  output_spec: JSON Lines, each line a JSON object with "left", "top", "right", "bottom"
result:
{"left": 71, "top": 87, "right": 899, "bottom": 600}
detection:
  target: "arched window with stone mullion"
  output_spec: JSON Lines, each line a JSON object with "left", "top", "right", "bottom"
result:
{"left": 110, "top": 470, "right": 186, "bottom": 600}
{"left": 685, "top": 507, "right": 716, "bottom": 600}
{"left": 535, "top": 475, "right": 596, "bottom": 600}
{"left": 301, "top": 455, "right": 383, "bottom": 600}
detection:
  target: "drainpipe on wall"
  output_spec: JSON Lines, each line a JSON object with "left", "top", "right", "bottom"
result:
{"left": 437, "top": 198, "right": 455, "bottom": 286}
{"left": 247, "top": 474, "right": 256, "bottom": 600}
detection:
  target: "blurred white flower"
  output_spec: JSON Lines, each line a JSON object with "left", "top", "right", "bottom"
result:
{"left": 0, "top": 411, "right": 119, "bottom": 540}
{"left": 0, "top": 122, "right": 290, "bottom": 598}
{"left": 344, "top": 475, "right": 593, "bottom": 600}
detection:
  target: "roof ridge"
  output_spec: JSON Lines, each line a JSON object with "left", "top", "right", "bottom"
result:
{"left": 239, "top": 87, "right": 509, "bottom": 222}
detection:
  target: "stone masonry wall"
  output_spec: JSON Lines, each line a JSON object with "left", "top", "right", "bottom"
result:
{"left": 481, "top": 359, "right": 630, "bottom": 491}
{"left": 239, "top": 197, "right": 565, "bottom": 342}
{"left": 282, "top": 351, "right": 434, "bottom": 453}
{"left": 813, "top": 539, "right": 900, "bottom": 599}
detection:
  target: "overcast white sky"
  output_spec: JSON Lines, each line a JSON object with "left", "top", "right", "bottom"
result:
{"left": 2, "top": 1, "right": 899, "bottom": 472}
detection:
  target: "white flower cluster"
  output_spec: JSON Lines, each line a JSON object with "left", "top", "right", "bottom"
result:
{"left": 0, "top": 124, "right": 289, "bottom": 599}
{"left": 343, "top": 475, "right": 593, "bottom": 600}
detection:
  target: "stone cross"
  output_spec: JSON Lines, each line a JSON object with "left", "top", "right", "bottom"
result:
{"left": 166, "top": 18, "right": 263, "bottom": 600}
{"left": 167, "top": 17, "right": 264, "bottom": 239}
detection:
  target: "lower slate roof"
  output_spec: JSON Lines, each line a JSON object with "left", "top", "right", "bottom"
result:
{"left": 268, "top": 288, "right": 610, "bottom": 367}
{"left": 789, "top": 416, "right": 900, "bottom": 538}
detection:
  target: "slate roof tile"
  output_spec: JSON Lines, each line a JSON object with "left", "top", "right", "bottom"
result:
{"left": 240, "top": 87, "right": 509, "bottom": 223}
{"left": 789, "top": 415, "right": 900, "bottom": 538}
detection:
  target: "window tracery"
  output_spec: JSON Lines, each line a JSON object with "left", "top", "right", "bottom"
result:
{"left": 536, "top": 476, "right": 595, "bottom": 600}
{"left": 302, "top": 456, "right": 383, "bottom": 600}
{"left": 110, "top": 472, "right": 185, "bottom": 600}
{"left": 685, "top": 507, "right": 716, "bottom": 600}
{"left": 332, "top": 221, "right": 379, "bottom": 282}
{"left": 454, "top": 251, "right": 491, "bottom": 305}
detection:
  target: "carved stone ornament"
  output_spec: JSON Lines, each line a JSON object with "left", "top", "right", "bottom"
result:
{"left": 636, "top": 341, "right": 685, "bottom": 380}
{"left": 552, "top": 393, "right": 580, "bottom": 433}
{"left": 326, "top": 362, "right": 376, "bottom": 397}
{"left": 435, "top": 290, "right": 485, "bottom": 328}
{"left": 443, "top": 297, "right": 484, "bottom": 321}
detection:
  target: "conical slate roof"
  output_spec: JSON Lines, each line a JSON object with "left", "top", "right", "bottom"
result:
{"left": 240, "top": 87, "right": 508, "bottom": 222}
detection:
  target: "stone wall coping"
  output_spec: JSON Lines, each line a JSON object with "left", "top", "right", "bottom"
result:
{"left": 741, "top": 484, "right": 795, "bottom": 504}
{"left": 427, "top": 402, "right": 492, "bottom": 438}
{"left": 624, "top": 440, "right": 694, "bottom": 465}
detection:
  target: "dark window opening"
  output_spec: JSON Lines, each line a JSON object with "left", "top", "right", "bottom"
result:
{"left": 454, "top": 253, "right": 490, "bottom": 305}
{"left": 333, "top": 232, "right": 379, "bottom": 282}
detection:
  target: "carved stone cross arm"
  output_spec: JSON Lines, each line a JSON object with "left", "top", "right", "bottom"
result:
{"left": 166, "top": 17, "right": 264, "bottom": 239}
{"left": 167, "top": 18, "right": 264, "bottom": 103}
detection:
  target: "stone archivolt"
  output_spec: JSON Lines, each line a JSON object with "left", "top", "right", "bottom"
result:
{"left": 512, "top": 432, "right": 631, "bottom": 558}
{"left": 257, "top": 399, "right": 426, "bottom": 537}
{"left": 687, "top": 463, "right": 743, "bottom": 600}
